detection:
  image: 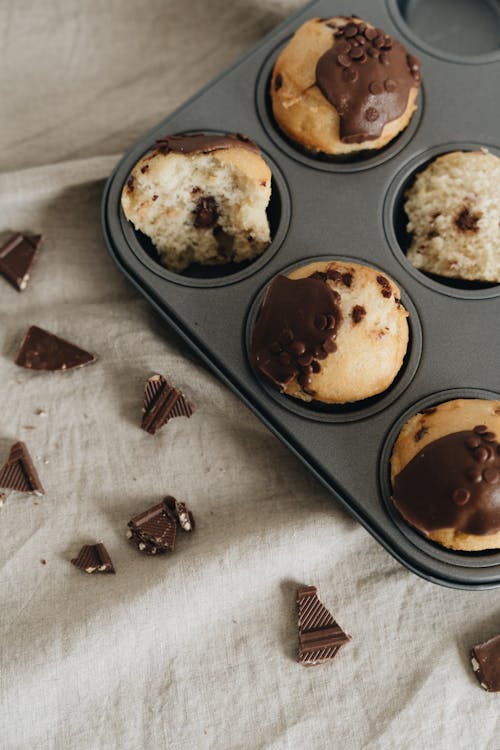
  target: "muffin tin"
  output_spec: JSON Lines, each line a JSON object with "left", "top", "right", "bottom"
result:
{"left": 102, "top": 0, "right": 500, "bottom": 589}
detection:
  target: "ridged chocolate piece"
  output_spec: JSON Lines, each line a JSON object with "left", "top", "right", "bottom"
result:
{"left": 0, "top": 441, "right": 44, "bottom": 496}
{"left": 71, "top": 543, "right": 115, "bottom": 574}
{"left": 0, "top": 233, "right": 42, "bottom": 291}
{"left": 127, "top": 500, "right": 177, "bottom": 555}
{"left": 471, "top": 634, "right": 500, "bottom": 692}
{"left": 15, "top": 326, "right": 96, "bottom": 371}
{"left": 297, "top": 586, "right": 351, "bottom": 666}
{"left": 141, "top": 374, "right": 195, "bottom": 435}
{"left": 164, "top": 495, "right": 195, "bottom": 532}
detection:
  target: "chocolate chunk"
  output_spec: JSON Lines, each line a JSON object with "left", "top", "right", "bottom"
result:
{"left": 414, "top": 426, "right": 428, "bottom": 442}
{"left": 342, "top": 272, "right": 353, "bottom": 287}
{"left": 351, "top": 305, "right": 366, "bottom": 324}
{"left": 474, "top": 425, "right": 488, "bottom": 434}
{"left": 0, "top": 233, "right": 42, "bottom": 292}
{"left": 127, "top": 500, "right": 177, "bottom": 555}
{"left": 164, "top": 495, "right": 195, "bottom": 531}
{"left": 15, "top": 326, "right": 96, "bottom": 371}
{"left": 455, "top": 207, "right": 480, "bottom": 232}
{"left": 193, "top": 196, "right": 219, "bottom": 229}
{"left": 0, "top": 441, "right": 44, "bottom": 496}
{"left": 141, "top": 374, "right": 195, "bottom": 435}
{"left": 297, "top": 586, "right": 351, "bottom": 666}
{"left": 155, "top": 133, "right": 260, "bottom": 156}
{"left": 140, "top": 164, "right": 149, "bottom": 174}
{"left": 71, "top": 543, "right": 115, "bottom": 574}
{"left": 392, "top": 429, "right": 500, "bottom": 536}
{"left": 337, "top": 53, "right": 351, "bottom": 68}
{"left": 471, "top": 635, "right": 500, "bottom": 691}
{"left": 323, "top": 338, "right": 337, "bottom": 353}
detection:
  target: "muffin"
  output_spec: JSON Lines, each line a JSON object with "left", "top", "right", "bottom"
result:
{"left": 271, "top": 16, "right": 421, "bottom": 155}
{"left": 121, "top": 133, "right": 272, "bottom": 272}
{"left": 405, "top": 150, "right": 500, "bottom": 283}
{"left": 250, "top": 260, "right": 409, "bottom": 403}
{"left": 391, "top": 398, "right": 500, "bottom": 551}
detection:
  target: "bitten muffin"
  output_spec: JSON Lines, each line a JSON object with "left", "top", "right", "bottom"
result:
{"left": 270, "top": 16, "right": 421, "bottom": 155}
{"left": 121, "top": 133, "right": 272, "bottom": 272}
{"left": 391, "top": 398, "right": 500, "bottom": 551}
{"left": 405, "top": 150, "right": 500, "bottom": 283}
{"left": 250, "top": 260, "right": 409, "bottom": 404}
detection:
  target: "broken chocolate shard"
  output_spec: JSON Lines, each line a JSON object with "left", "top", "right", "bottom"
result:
{"left": 141, "top": 374, "right": 195, "bottom": 435}
{"left": 471, "top": 634, "right": 500, "bottom": 691}
{"left": 71, "top": 542, "right": 115, "bottom": 574}
{"left": 0, "top": 233, "right": 42, "bottom": 291}
{"left": 297, "top": 585, "right": 351, "bottom": 666}
{"left": 0, "top": 441, "right": 44, "bottom": 496}
{"left": 15, "top": 326, "right": 96, "bottom": 371}
{"left": 127, "top": 499, "right": 177, "bottom": 555}
{"left": 164, "top": 495, "right": 195, "bottom": 531}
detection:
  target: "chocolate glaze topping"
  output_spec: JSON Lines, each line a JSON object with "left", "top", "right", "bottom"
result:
{"left": 393, "top": 428, "right": 500, "bottom": 536}
{"left": 316, "top": 20, "right": 421, "bottom": 143}
{"left": 155, "top": 132, "right": 261, "bottom": 156}
{"left": 251, "top": 275, "right": 342, "bottom": 397}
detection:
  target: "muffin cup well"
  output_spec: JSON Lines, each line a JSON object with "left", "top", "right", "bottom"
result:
{"left": 383, "top": 142, "right": 500, "bottom": 300}
{"left": 255, "top": 38, "right": 424, "bottom": 174}
{"left": 379, "top": 387, "right": 500, "bottom": 568}
{"left": 118, "top": 132, "right": 291, "bottom": 288}
{"left": 245, "top": 255, "right": 422, "bottom": 423}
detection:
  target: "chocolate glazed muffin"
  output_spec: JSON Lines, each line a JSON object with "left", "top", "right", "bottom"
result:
{"left": 251, "top": 260, "right": 409, "bottom": 404}
{"left": 271, "top": 15, "right": 421, "bottom": 155}
{"left": 391, "top": 399, "right": 500, "bottom": 551}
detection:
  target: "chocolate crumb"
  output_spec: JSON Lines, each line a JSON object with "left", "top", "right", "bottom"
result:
{"left": 274, "top": 73, "right": 283, "bottom": 91}
{"left": 127, "top": 175, "right": 135, "bottom": 192}
{"left": 40, "top": 559, "right": 46, "bottom": 565}
{"left": 414, "top": 426, "right": 429, "bottom": 442}
{"left": 455, "top": 207, "right": 480, "bottom": 233}
{"left": 140, "top": 164, "right": 149, "bottom": 174}
{"left": 351, "top": 305, "right": 366, "bottom": 323}
{"left": 152, "top": 194, "right": 158, "bottom": 202}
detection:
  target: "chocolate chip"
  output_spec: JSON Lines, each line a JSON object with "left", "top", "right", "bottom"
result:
{"left": 364, "top": 27, "right": 377, "bottom": 40}
{"left": 288, "top": 340, "right": 306, "bottom": 356}
{"left": 455, "top": 207, "right": 480, "bottom": 233}
{"left": 343, "top": 23, "right": 358, "bottom": 37}
{"left": 152, "top": 194, "right": 158, "bottom": 201}
{"left": 127, "top": 176, "right": 135, "bottom": 191}
{"left": 369, "top": 81, "right": 384, "bottom": 95}
{"left": 467, "top": 468, "right": 483, "bottom": 484}
{"left": 336, "top": 40, "right": 352, "bottom": 54}
{"left": 337, "top": 54, "right": 352, "bottom": 68}
{"left": 315, "top": 349, "right": 328, "bottom": 361}
{"left": 300, "top": 364, "right": 313, "bottom": 374}
{"left": 315, "top": 314, "right": 327, "bottom": 330}
{"left": 140, "top": 164, "right": 149, "bottom": 174}
{"left": 342, "top": 272, "right": 353, "bottom": 287}
{"left": 380, "top": 53, "right": 390, "bottom": 65}
{"left": 365, "top": 107, "right": 379, "bottom": 122}
{"left": 349, "top": 47, "right": 364, "bottom": 59}
{"left": 381, "top": 288, "right": 392, "bottom": 298}
{"left": 483, "top": 432, "right": 497, "bottom": 442}
{"left": 367, "top": 47, "right": 379, "bottom": 58}
{"left": 381, "top": 37, "right": 393, "bottom": 49}
{"left": 298, "top": 373, "right": 312, "bottom": 388}
{"left": 384, "top": 78, "right": 397, "bottom": 92}
{"left": 357, "top": 24, "right": 367, "bottom": 34}
{"left": 473, "top": 446, "right": 489, "bottom": 463}
{"left": 325, "top": 315, "right": 336, "bottom": 330}
{"left": 274, "top": 73, "right": 283, "bottom": 91}
{"left": 466, "top": 436, "right": 482, "bottom": 450}
{"left": 484, "top": 468, "right": 499, "bottom": 484}
{"left": 474, "top": 425, "right": 488, "bottom": 434}
{"left": 452, "top": 488, "right": 470, "bottom": 505}
{"left": 193, "top": 196, "right": 219, "bottom": 229}
{"left": 407, "top": 54, "right": 420, "bottom": 72}
{"left": 342, "top": 68, "right": 359, "bottom": 83}
{"left": 311, "top": 361, "right": 321, "bottom": 373}
{"left": 270, "top": 341, "right": 282, "bottom": 354}
{"left": 351, "top": 305, "right": 366, "bottom": 324}
{"left": 376, "top": 275, "right": 390, "bottom": 288}
{"left": 327, "top": 268, "right": 343, "bottom": 282}
{"left": 355, "top": 35, "right": 366, "bottom": 45}
{"left": 323, "top": 338, "right": 337, "bottom": 354}
{"left": 414, "top": 426, "right": 428, "bottom": 442}
{"left": 373, "top": 35, "right": 385, "bottom": 48}
{"left": 298, "top": 353, "right": 313, "bottom": 367}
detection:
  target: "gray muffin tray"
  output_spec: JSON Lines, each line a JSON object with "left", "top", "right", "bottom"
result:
{"left": 102, "top": 0, "right": 500, "bottom": 589}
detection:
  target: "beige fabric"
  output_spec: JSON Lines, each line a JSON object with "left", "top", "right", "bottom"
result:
{"left": 0, "top": 2, "right": 499, "bottom": 749}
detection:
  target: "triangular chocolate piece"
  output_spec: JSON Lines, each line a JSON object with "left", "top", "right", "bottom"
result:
{"left": 141, "top": 374, "right": 195, "bottom": 434}
{"left": 71, "top": 542, "right": 115, "bottom": 574}
{"left": 297, "top": 586, "right": 351, "bottom": 666}
{"left": 471, "top": 634, "right": 500, "bottom": 692}
{"left": 164, "top": 495, "right": 195, "bottom": 531}
{"left": 0, "top": 233, "right": 42, "bottom": 291}
{"left": 127, "top": 499, "right": 177, "bottom": 555}
{"left": 0, "top": 441, "right": 45, "bottom": 496}
{"left": 15, "top": 325, "right": 96, "bottom": 371}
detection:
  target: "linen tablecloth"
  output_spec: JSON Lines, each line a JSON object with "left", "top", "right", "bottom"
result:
{"left": 1, "top": 2, "right": 499, "bottom": 748}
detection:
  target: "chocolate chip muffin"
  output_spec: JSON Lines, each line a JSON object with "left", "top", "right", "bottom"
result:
{"left": 405, "top": 150, "right": 500, "bottom": 283}
{"left": 391, "top": 398, "right": 500, "bottom": 551}
{"left": 121, "top": 133, "right": 272, "bottom": 272}
{"left": 271, "top": 16, "right": 421, "bottom": 155}
{"left": 250, "top": 260, "right": 409, "bottom": 404}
